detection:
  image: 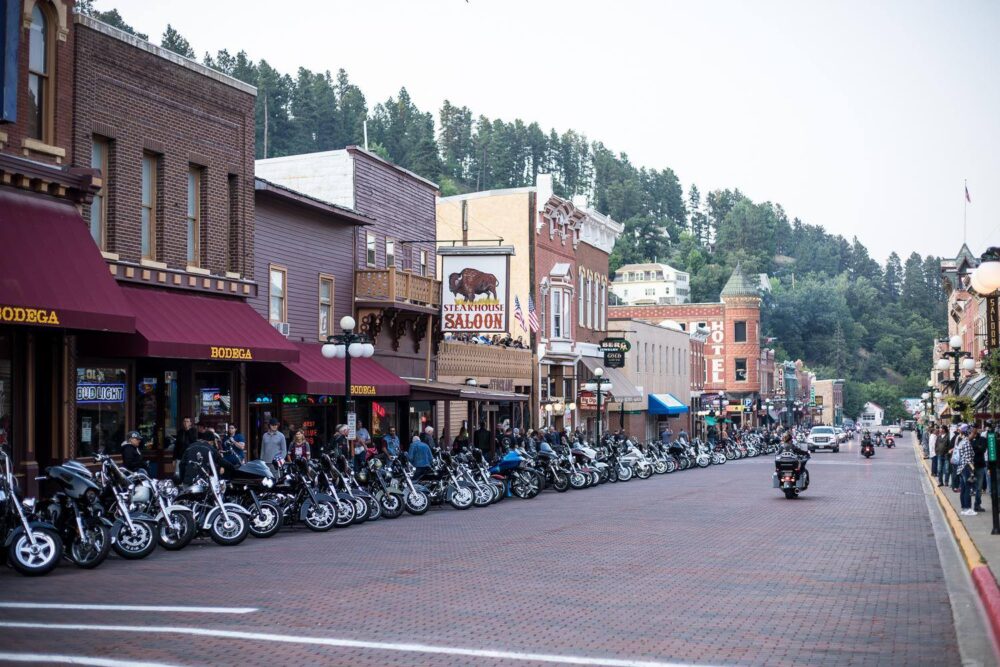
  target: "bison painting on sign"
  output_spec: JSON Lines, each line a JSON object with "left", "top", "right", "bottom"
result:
{"left": 441, "top": 254, "right": 509, "bottom": 333}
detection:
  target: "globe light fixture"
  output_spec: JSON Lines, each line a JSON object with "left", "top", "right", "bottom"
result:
{"left": 962, "top": 357, "right": 977, "bottom": 372}
{"left": 972, "top": 255, "right": 1000, "bottom": 294}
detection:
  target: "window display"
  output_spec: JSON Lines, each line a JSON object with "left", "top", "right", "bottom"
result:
{"left": 194, "top": 371, "right": 232, "bottom": 433}
{"left": 76, "top": 365, "right": 128, "bottom": 456}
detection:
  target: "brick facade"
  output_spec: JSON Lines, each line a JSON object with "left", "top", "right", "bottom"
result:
{"left": 72, "top": 15, "right": 256, "bottom": 280}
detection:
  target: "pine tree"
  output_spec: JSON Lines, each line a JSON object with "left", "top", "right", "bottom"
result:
{"left": 161, "top": 24, "right": 195, "bottom": 59}
{"left": 882, "top": 252, "right": 903, "bottom": 302}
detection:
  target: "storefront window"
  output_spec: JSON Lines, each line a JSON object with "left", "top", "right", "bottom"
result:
{"left": 409, "top": 401, "right": 432, "bottom": 442}
{"left": 0, "top": 335, "right": 12, "bottom": 451}
{"left": 371, "top": 400, "right": 397, "bottom": 442}
{"left": 194, "top": 371, "right": 232, "bottom": 433}
{"left": 136, "top": 375, "right": 158, "bottom": 445}
{"left": 76, "top": 366, "right": 127, "bottom": 456}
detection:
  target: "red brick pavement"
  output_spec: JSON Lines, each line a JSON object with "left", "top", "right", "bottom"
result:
{"left": 0, "top": 441, "right": 961, "bottom": 666}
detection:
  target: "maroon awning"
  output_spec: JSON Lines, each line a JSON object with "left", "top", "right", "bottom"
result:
{"left": 0, "top": 189, "right": 134, "bottom": 332}
{"left": 107, "top": 286, "right": 298, "bottom": 362}
{"left": 254, "top": 342, "right": 409, "bottom": 396}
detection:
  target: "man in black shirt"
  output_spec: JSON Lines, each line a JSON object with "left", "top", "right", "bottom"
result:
{"left": 474, "top": 422, "right": 492, "bottom": 457}
{"left": 121, "top": 431, "right": 147, "bottom": 473}
{"left": 173, "top": 417, "right": 197, "bottom": 477}
{"left": 971, "top": 424, "right": 988, "bottom": 512}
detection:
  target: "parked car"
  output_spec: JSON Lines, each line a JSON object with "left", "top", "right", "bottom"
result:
{"left": 807, "top": 426, "right": 840, "bottom": 453}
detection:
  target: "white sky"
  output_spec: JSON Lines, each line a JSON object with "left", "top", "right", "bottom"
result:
{"left": 103, "top": 0, "right": 1000, "bottom": 263}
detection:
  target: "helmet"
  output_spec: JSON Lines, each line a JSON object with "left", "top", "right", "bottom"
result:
{"left": 128, "top": 431, "right": 142, "bottom": 442}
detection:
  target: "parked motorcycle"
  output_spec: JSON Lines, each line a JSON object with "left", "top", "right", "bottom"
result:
{"left": 40, "top": 460, "right": 112, "bottom": 568}
{"left": 128, "top": 473, "right": 196, "bottom": 550}
{"left": 224, "top": 459, "right": 282, "bottom": 538}
{"left": 0, "top": 446, "right": 61, "bottom": 575}
{"left": 174, "top": 453, "right": 251, "bottom": 545}
{"left": 94, "top": 454, "right": 158, "bottom": 560}
{"left": 271, "top": 458, "right": 338, "bottom": 532}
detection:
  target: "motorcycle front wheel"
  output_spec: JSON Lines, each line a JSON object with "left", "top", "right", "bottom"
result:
{"left": 351, "top": 497, "right": 369, "bottom": 524}
{"left": 376, "top": 492, "right": 405, "bottom": 519}
{"left": 112, "top": 520, "right": 157, "bottom": 560}
{"left": 8, "top": 528, "right": 61, "bottom": 576}
{"left": 636, "top": 465, "right": 652, "bottom": 480}
{"left": 448, "top": 486, "right": 474, "bottom": 510}
{"left": 158, "top": 510, "right": 196, "bottom": 550}
{"left": 69, "top": 524, "right": 111, "bottom": 569}
{"left": 617, "top": 464, "right": 633, "bottom": 481}
{"left": 472, "top": 485, "right": 493, "bottom": 508}
{"left": 366, "top": 496, "right": 382, "bottom": 521}
{"left": 511, "top": 470, "right": 542, "bottom": 499}
{"left": 404, "top": 490, "right": 430, "bottom": 515}
{"left": 304, "top": 501, "right": 337, "bottom": 532}
{"left": 568, "top": 471, "right": 588, "bottom": 489}
{"left": 247, "top": 500, "right": 282, "bottom": 538}
{"left": 552, "top": 470, "right": 570, "bottom": 492}
{"left": 209, "top": 512, "right": 248, "bottom": 546}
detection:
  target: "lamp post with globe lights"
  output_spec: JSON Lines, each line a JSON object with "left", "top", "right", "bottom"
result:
{"left": 969, "top": 248, "right": 1000, "bottom": 534}
{"left": 937, "top": 335, "right": 976, "bottom": 395}
{"left": 321, "top": 316, "right": 375, "bottom": 433}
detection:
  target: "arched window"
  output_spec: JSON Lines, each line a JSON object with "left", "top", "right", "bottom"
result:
{"left": 579, "top": 273, "right": 585, "bottom": 323}
{"left": 28, "top": 3, "right": 52, "bottom": 141}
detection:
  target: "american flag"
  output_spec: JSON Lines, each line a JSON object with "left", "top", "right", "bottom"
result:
{"left": 513, "top": 295, "right": 527, "bottom": 332}
{"left": 527, "top": 294, "right": 539, "bottom": 332}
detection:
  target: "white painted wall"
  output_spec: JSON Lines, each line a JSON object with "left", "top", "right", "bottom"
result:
{"left": 256, "top": 150, "right": 356, "bottom": 209}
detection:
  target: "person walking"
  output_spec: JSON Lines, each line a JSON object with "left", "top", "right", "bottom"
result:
{"left": 935, "top": 426, "right": 951, "bottom": 487}
{"left": 950, "top": 425, "right": 962, "bottom": 492}
{"left": 289, "top": 430, "right": 311, "bottom": 461}
{"left": 954, "top": 425, "right": 976, "bottom": 515}
{"left": 261, "top": 418, "right": 288, "bottom": 468}
{"left": 971, "top": 424, "right": 988, "bottom": 513}
{"left": 407, "top": 434, "right": 433, "bottom": 480}
{"left": 352, "top": 426, "right": 368, "bottom": 472}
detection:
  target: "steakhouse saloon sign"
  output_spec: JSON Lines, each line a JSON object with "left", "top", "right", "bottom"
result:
{"left": 440, "top": 251, "right": 511, "bottom": 333}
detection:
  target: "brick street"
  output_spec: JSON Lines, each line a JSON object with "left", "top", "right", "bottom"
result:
{"left": 0, "top": 435, "right": 964, "bottom": 666}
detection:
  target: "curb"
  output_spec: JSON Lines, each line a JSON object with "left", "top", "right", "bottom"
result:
{"left": 916, "top": 442, "right": 1000, "bottom": 655}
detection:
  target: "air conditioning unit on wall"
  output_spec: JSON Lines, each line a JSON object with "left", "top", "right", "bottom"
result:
{"left": 272, "top": 322, "right": 290, "bottom": 336}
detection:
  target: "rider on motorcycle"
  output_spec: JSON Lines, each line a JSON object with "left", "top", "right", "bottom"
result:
{"left": 779, "top": 432, "right": 810, "bottom": 483}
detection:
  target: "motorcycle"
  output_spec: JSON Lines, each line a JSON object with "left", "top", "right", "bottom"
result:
{"left": 773, "top": 448, "right": 809, "bottom": 499}
{"left": 885, "top": 434, "right": 895, "bottom": 448}
{"left": 224, "top": 459, "right": 282, "bottom": 538}
{"left": 364, "top": 455, "right": 406, "bottom": 518}
{"left": 128, "top": 473, "right": 196, "bottom": 550}
{"left": 174, "top": 453, "right": 251, "bottom": 545}
{"left": 94, "top": 454, "right": 158, "bottom": 560}
{"left": 861, "top": 440, "right": 874, "bottom": 458}
{"left": 390, "top": 453, "right": 431, "bottom": 515}
{"left": 0, "top": 446, "right": 61, "bottom": 575}
{"left": 314, "top": 455, "right": 359, "bottom": 526}
{"left": 271, "top": 458, "right": 339, "bottom": 532}
{"left": 40, "top": 459, "right": 112, "bottom": 568}
{"left": 489, "top": 449, "right": 542, "bottom": 499}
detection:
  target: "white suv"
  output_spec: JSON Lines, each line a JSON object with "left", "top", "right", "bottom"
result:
{"left": 807, "top": 426, "right": 840, "bottom": 453}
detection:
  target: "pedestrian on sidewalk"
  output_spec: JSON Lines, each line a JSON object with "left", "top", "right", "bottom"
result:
{"left": 261, "top": 418, "right": 287, "bottom": 469}
{"left": 921, "top": 426, "right": 930, "bottom": 458}
{"left": 929, "top": 427, "right": 939, "bottom": 476}
{"left": 954, "top": 424, "right": 976, "bottom": 516}
{"left": 971, "top": 424, "right": 987, "bottom": 513}
{"left": 289, "top": 430, "right": 311, "bottom": 461}
{"left": 936, "top": 426, "right": 950, "bottom": 487}
{"left": 950, "top": 425, "right": 962, "bottom": 492}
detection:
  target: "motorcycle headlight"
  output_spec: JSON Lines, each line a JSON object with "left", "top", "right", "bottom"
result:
{"left": 21, "top": 497, "right": 36, "bottom": 512}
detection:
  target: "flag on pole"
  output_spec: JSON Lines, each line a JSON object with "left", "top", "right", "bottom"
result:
{"left": 513, "top": 295, "right": 526, "bottom": 332}
{"left": 966, "top": 183, "right": 972, "bottom": 203}
{"left": 527, "top": 294, "right": 540, "bottom": 332}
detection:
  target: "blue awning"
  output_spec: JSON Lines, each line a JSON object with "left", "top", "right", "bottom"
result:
{"left": 648, "top": 393, "right": 690, "bottom": 415}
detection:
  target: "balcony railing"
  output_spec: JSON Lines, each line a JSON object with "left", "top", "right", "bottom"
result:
{"left": 437, "top": 339, "right": 532, "bottom": 380}
{"left": 355, "top": 268, "right": 441, "bottom": 308}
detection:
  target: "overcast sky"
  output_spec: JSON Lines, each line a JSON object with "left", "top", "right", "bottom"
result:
{"left": 104, "top": 0, "right": 999, "bottom": 263}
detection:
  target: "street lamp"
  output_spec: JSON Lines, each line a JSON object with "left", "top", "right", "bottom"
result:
{"left": 969, "top": 248, "right": 1000, "bottom": 535}
{"left": 322, "top": 315, "right": 374, "bottom": 432}
{"left": 938, "top": 335, "right": 975, "bottom": 394}
{"left": 593, "top": 367, "right": 612, "bottom": 445}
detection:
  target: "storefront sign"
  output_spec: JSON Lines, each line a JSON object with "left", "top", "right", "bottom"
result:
{"left": 350, "top": 384, "right": 377, "bottom": 396}
{"left": 989, "top": 295, "right": 999, "bottom": 349}
{"left": 0, "top": 305, "right": 60, "bottom": 326}
{"left": 347, "top": 412, "right": 357, "bottom": 440}
{"left": 599, "top": 338, "right": 630, "bottom": 369}
{"left": 209, "top": 346, "right": 253, "bottom": 360}
{"left": 440, "top": 251, "right": 511, "bottom": 333}
{"left": 76, "top": 383, "right": 125, "bottom": 403}
{"left": 578, "top": 390, "right": 607, "bottom": 412}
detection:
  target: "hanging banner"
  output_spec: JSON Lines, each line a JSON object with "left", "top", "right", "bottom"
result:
{"left": 440, "top": 247, "right": 513, "bottom": 333}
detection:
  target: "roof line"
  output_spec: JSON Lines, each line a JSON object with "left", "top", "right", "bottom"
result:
{"left": 254, "top": 178, "right": 373, "bottom": 225}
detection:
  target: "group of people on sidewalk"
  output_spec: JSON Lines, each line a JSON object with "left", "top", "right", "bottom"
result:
{"left": 925, "top": 421, "right": 992, "bottom": 517}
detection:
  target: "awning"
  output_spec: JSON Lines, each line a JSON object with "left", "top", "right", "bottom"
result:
{"left": 406, "top": 379, "right": 528, "bottom": 402}
{"left": 648, "top": 393, "right": 689, "bottom": 415}
{"left": 961, "top": 374, "right": 990, "bottom": 403}
{"left": 102, "top": 286, "right": 299, "bottom": 362}
{"left": 255, "top": 342, "right": 408, "bottom": 396}
{"left": 579, "top": 357, "right": 642, "bottom": 402}
{"left": 0, "top": 189, "right": 134, "bottom": 332}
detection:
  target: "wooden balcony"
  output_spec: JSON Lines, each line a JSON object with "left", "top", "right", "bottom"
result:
{"left": 437, "top": 339, "right": 533, "bottom": 382}
{"left": 355, "top": 268, "right": 441, "bottom": 310}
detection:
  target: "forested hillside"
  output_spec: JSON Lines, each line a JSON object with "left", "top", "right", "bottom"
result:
{"left": 81, "top": 6, "right": 947, "bottom": 419}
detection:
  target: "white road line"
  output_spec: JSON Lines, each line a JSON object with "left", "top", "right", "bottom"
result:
{"left": 0, "top": 602, "right": 257, "bottom": 614}
{"left": 0, "top": 653, "right": 182, "bottom": 667}
{"left": 0, "top": 622, "right": 717, "bottom": 667}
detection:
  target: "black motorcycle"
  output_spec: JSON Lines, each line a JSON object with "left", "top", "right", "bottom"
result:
{"left": 773, "top": 448, "right": 809, "bottom": 499}
{"left": 314, "top": 454, "right": 359, "bottom": 527}
{"left": 224, "top": 459, "right": 282, "bottom": 539}
{"left": 271, "top": 458, "right": 338, "bottom": 532}
{"left": 861, "top": 437, "right": 875, "bottom": 458}
{"left": 95, "top": 454, "right": 158, "bottom": 560}
{"left": 174, "top": 453, "right": 251, "bottom": 546}
{"left": 40, "top": 460, "right": 112, "bottom": 568}
{"left": 1, "top": 446, "right": 61, "bottom": 575}
{"left": 364, "top": 455, "right": 406, "bottom": 519}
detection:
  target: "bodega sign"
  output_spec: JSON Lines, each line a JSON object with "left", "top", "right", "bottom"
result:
{"left": 209, "top": 346, "right": 253, "bottom": 360}
{"left": 439, "top": 246, "right": 513, "bottom": 333}
{"left": 0, "top": 305, "right": 60, "bottom": 326}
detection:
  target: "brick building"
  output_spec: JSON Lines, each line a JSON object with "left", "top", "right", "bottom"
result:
{"left": 609, "top": 263, "right": 762, "bottom": 426}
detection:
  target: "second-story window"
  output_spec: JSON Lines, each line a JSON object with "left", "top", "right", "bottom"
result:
{"left": 27, "top": 3, "right": 51, "bottom": 141}
{"left": 141, "top": 152, "right": 158, "bottom": 260}
{"left": 366, "top": 233, "right": 376, "bottom": 267}
{"left": 734, "top": 321, "right": 747, "bottom": 343}
{"left": 579, "top": 274, "right": 585, "bottom": 322}
{"left": 420, "top": 250, "right": 428, "bottom": 277}
{"left": 385, "top": 239, "right": 395, "bottom": 269}
{"left": 90, "top": 136, "right": 109, "bottom": 250}
{"left": 551, "top": 289, "right": 562, "bottom": 339}
{"left": 319, "top": 275, "right": 334, "bottom": 339}
{"left": 269, "top": 266, "right": 286, "bottom": 323}
{"left": 187, "top": 166, "right": 203, "bottom": 267}
{"left": 735, "top": 358, "right": 748, "bottom": 382}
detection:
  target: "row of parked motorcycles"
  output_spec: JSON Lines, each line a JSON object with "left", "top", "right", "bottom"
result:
{"left": 1, "top": 432, "right": 777, "bottom": 576}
